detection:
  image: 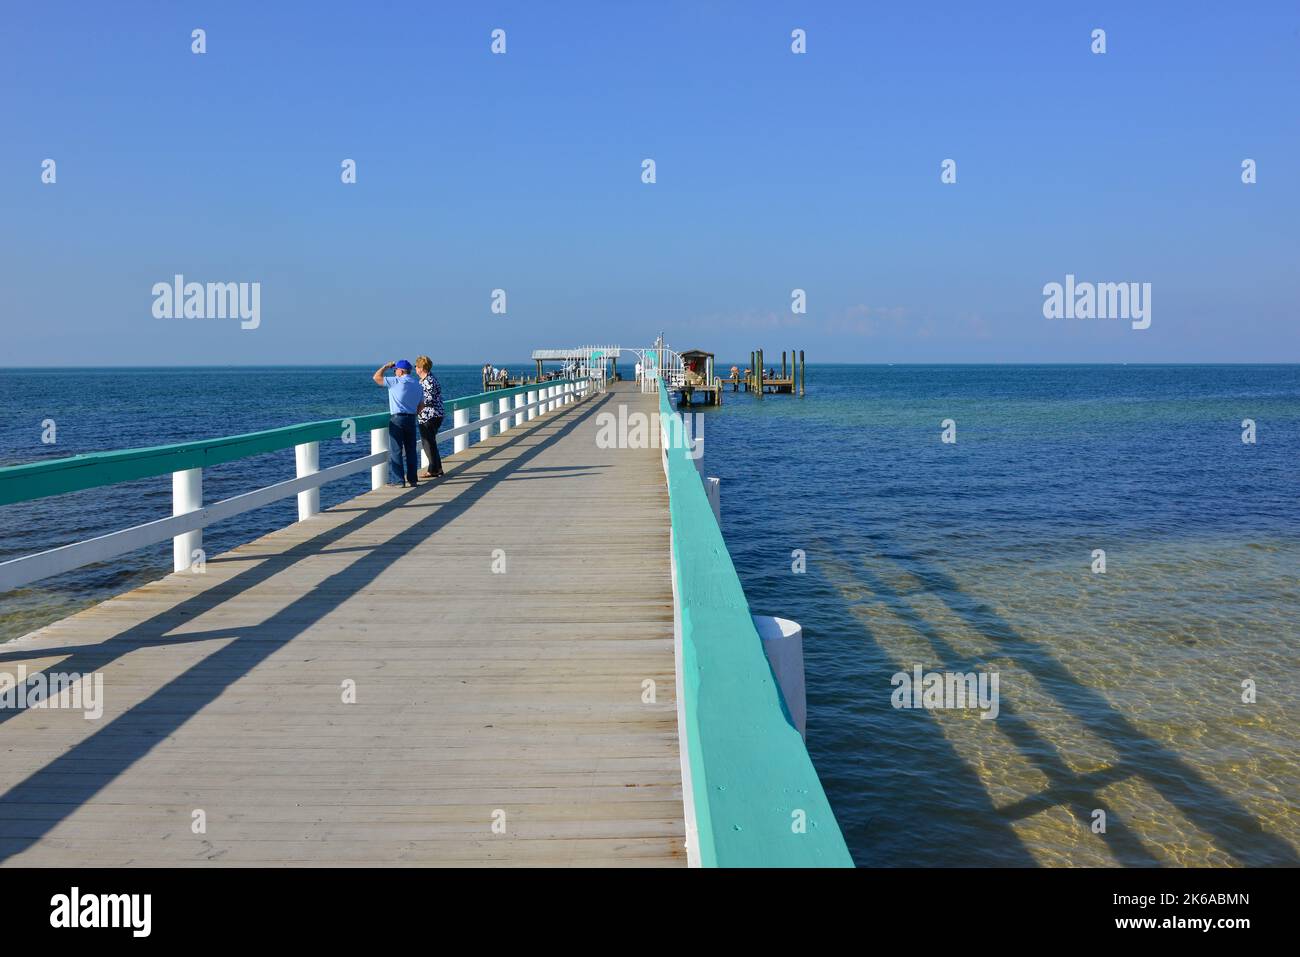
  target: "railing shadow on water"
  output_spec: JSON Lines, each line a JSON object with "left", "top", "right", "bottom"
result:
{"left": 0, "top": 391, "right": 615, "bottom": 863}
{"left": 810, "top": 531, "right": 1299, "bottom": 868}
{"left": 797, "top": 572, "right": 1039, "bottom": 866}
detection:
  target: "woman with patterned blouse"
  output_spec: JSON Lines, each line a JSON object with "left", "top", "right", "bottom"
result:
{"left": 414, "top": 355, "right": 445, "bottom": 479}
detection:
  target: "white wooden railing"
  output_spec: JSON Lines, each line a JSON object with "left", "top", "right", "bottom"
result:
{"left": 0, "top": 378, "right": 594, "bottom": 593}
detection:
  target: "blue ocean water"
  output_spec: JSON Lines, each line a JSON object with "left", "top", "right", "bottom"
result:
{"left": 2, "top": 364, "right": 1297, "bottom": 866}
{"left": 706, "top": 364, "right": 1299, "bottom": 867}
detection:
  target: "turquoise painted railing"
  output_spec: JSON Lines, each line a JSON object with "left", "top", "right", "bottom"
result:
{"left": 0, "top": 414, "right": 391, "bottom": 506}
{"left": 657, "top": 378, "right": 852, "bottom": 867}
{"left": 0, "top": 377, "right": 587, "bottom": 592}
{"left": 0, "top": 378, "right": 583, "bottom": 507}
{"left": 444, "top": 379, "right": 576, "bottom": 413}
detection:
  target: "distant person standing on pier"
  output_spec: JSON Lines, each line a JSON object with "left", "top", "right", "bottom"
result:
{"left": 415, "top": 355, "right": 445, "bottom": 480}
{"left": 373, "top": 359, "right": 421, "bottom": 487}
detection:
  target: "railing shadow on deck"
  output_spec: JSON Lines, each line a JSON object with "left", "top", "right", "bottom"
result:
{"left": 0, "top": 391, "right": 616, "bottom": 863}
{"left": 812, "top": 532, "right": 1299, "bottom": 867}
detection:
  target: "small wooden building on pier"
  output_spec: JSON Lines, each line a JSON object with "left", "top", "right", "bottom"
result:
{"left": 678, "top": 349, "right": 723, "bottom": 406}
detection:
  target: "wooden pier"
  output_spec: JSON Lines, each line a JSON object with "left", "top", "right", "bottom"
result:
{"left": 0, "top": 373, "right": 848, "bottom": 868}
{"left": 0, "top": 385, "right": 681, "bottom": 866}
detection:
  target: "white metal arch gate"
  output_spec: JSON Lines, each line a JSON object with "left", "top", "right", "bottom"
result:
{"left": 632, "top": 345, "right": 684, "bottom": 392}
{"left": 540, "top": 344, "right": 685, "bottom": 393}
{"left": 561, "top": 346, "right": 619, "bottom": 391}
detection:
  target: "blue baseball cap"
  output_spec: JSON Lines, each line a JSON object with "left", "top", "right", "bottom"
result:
{"left": 394, "top": 359, "right": 413, "bottom": 371}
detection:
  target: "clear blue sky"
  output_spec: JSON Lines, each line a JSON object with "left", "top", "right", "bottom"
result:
{"left": 2, "top": 2, "right": 1296, "bottom": 364}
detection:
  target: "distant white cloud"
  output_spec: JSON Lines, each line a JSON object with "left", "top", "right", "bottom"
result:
{"left": 701, "top": 309, "right": 808, "bottom": 331}
{"left": 956, "top": 312, "right": 992, "bottom": 339}
{"left": 823, "top": 305, "right": 909, "bottom": 338}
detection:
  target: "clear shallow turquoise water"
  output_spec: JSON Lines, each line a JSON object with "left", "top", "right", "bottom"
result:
{"left": 2, "top": 364, "right": 1297, "bottom": 866}
{"left": 705, "top": 364, "right": 1299, "bottom": 866}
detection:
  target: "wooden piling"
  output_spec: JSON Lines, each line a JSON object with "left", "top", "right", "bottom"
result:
{"left": 799, "top": 350, "right": 806, "bottom": 396}
{"left": 757, "top": 349, "right": 764, "bottom": 399}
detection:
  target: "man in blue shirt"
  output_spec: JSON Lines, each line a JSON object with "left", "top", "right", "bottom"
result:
{"left": 372, "top": 359, "right": 423, "bottom": 487}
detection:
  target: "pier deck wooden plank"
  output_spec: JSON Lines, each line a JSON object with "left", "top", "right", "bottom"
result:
{"left": 0, "top": 384, "right": 685, "bottom": 866}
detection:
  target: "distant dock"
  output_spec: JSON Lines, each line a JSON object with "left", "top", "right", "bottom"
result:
{"left": 731, "top": 349, "right": 807, "bottom": 397}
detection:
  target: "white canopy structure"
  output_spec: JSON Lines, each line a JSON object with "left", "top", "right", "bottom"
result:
{"left": 531, "top": 341, "right": 685, "bottom": 391}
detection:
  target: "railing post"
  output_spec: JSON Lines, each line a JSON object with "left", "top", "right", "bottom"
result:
{"left": 687, "top": 418, "right": 705, "bottom": 476}
{"left": 705, "top": 476, "right": 721, "bottom": 523}
{"left": 514, "top": 392, "right": 525, "bottom": 427}
{"left": 453, "top": 408, "right": 470, "bottom": 453}
{"left": 370, "top": 428, "right": 387, "bottom": 489}
{"left": 295, "top": 441, "right": 320, "bottom": 521}
{"left": 172, "top": 467, "right": 202, "bottom": 572}
{"left": 498, "top": 396, "right": 511, "bottom": 434}
{"left": 752, "top": 615, "right": 807, "bottom": 739}
{"left": 527, "top": 388, "right": 538, "bottom": 421}
{"left": 479, "top": 401, "right": 493, "bottom": 442}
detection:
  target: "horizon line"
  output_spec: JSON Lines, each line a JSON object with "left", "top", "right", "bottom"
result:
{"left": 4, "top": 361, "right": 1300, "bottom": 371}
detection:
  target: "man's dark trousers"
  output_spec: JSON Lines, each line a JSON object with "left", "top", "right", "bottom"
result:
{"left": 388, "top": 412, "right": 419, "bottom": 485}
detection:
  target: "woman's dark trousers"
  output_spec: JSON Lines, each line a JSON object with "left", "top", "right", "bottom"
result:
{"left": 419, "top": 416, "right": 444, "bottom": 475}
